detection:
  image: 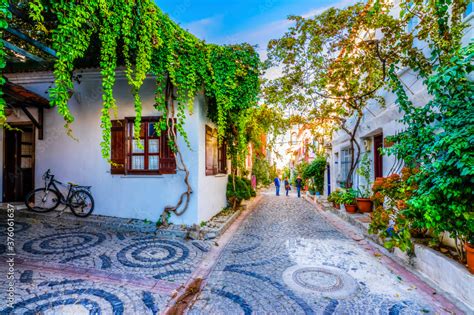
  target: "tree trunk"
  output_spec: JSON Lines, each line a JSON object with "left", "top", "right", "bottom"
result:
{"left": 340, "top": 113, "right": 362, "bottom": 187}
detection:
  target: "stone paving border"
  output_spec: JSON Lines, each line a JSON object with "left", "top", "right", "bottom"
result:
{"left": 161, "top": 195, "right": 263, "bottom": 314}
{"left": 200, "top": 206, "right": 243, "bottom": 240}
{"left": 1, "top": 198, "right": 260, "bottom": 241}
{"left": 0, "top": 204, "right": 187, "bottom": 237}
{"left": 14, "top": 257, "right": 180, "bottom": 294}
{"left": 304, "top": 195, "right": 474, "bottom": 313}
{"left": 303, "top": 195, "right": 464, "bottom": 314}
{"left": 201, "top": 197, "right": 259, "bottom": 240}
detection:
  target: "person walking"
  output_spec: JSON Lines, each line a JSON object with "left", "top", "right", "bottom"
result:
{"left": 295, "top": 175, "right": 303, "bottom": 198}
{"left": 284, "top": 177, "right": 291, "bottom": 196}
{"left": 274, "top": 176, "right": 281, "bottom": 196}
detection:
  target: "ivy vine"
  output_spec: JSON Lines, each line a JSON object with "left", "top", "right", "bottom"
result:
{"left": 0, "top": 0, "right": 10, "bottom": 126}
{"left": 2, "top": 0, "right": 260, "bottom": 221}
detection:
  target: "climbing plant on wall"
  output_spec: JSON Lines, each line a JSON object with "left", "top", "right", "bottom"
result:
{"left": 1, "top": 0, "right": 260, "bottom": 223}
{"left": 264, "top": 2, "right": 399, "bottom": 186}
{"left": 368, "top": 0, "right": 473, "bottom": 259}
{"left": 0, "top": 0, "right": 10, "bottom": 125}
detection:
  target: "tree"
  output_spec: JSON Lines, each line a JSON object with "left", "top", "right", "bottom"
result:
{"left": 264, "top": 2, "right": 397, "bottom": 186}
{"left": 2, "top": 0, "right": 260, "bottom": 224}
{"left": 383, "top": 0, "right": 473, "bottom": 259}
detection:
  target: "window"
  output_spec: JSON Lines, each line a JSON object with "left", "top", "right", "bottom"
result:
{"left": 205, "top": 125, "right": 227, "bottom": 175}
{"left": 373, "top": 134, "right": 384, "bottom": 178}
{"left": 20, "top": 129, "right": 34, "bottom": 168}
{"left": 340, "top": 148, "right": 353, "bottom": 184}
{"left": 110, "top": 118, "right": 176, "bottom": 175}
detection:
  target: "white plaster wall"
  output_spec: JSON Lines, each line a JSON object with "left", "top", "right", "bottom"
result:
{"left": 329, "top": 73, "right": 427, "bottom": 192}
{"left": 195, "top": 99, "right": 229, "bottom": 224}
{"left": 2, "top": 70, "right": 227, "bottom": 225}
{"left": 328, "top": 2, "right": 473, "bottom": 194}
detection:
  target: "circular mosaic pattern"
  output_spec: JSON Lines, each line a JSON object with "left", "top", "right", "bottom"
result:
{"left": 0, "top": 221, "right": 31, "bottom": 235}
{"left": 293, "top": 268, "right": 343, "bottom": 292}
{"left": 117, "top": 238, "right": 190, "bottom": 268}
{"left": 22, "top": 232, "right": 106, "bottom": 255}
{"left": 2, "top": 288, "right": 123, "bottom": 314}
{"left": 282, "top": 265, "right": 358, "bottom": 299}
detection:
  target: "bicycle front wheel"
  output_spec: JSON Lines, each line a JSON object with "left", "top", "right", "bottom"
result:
{"left": 70, "top": 190, "right": 95, "bottom": 217}
{"left": 25, "top": 188, "right": 60, "bottom": 213}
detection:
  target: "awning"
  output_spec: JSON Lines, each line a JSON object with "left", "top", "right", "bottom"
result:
{"left": 4, "top": 81, "right": 50, "bottom": 139}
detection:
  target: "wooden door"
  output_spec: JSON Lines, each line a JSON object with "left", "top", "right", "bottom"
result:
{"left": 373, "top": 134, "right": 383, "bottom": 178}
{"left": 3, "top": 125, "right": 34, "bottom": 202}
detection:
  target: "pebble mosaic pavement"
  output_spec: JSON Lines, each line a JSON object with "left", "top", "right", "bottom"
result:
{"left": 189, "top": 191, "right": 440, "bottom": 314}
{"left": 0, "top": 212, "right": 208, "bottom": 314}
{"left": 0, "top": 190, "right": 453, "bottom": 314}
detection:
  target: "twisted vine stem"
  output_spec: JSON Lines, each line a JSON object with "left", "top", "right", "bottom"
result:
{"left": 2, "top": 0, "right": 260, "bottom": 222}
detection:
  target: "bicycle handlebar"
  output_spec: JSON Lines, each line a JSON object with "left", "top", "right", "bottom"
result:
{"left": 43, "top": 169, "right": 52, "bottom": 180}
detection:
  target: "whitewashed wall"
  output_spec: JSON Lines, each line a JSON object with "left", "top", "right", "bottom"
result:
{"left": 2, "top": 70, "right": 228, "bottom": 225}
{"left": 195, "top": 100, "right": 229, "bottom": 224}
{"left": 327, "top": 6, "right": 473, "bottom": 195}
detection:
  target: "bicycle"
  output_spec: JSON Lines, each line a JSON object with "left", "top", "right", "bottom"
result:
{"left": 25, "top": 169, "right": 95, "bottom": 217}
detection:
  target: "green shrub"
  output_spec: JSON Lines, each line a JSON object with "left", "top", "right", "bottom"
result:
{"left": 339, "top": 188, "right": 357, "bottom": 205}
{"left": 292, "top": 162, "right": 309, "bottom": 186}
{"left": 252, "top": 158, "right": 272, "bottom": 186}
{"left": 356, "top": 152, "right": 372, "bottom": 198}
{"left": 227, "top": 175, "right": 255, "bottom": 208}
{"left": 303, "top": 156, "right": 326, "bottom": 194}
{"left": 269, "top": 163, "right": 278, "bottom": 182}
{"left": 241, "top": 177, "right": 256, "bottom": 197}
{"left": 328, "top": 189, "right": 344, "bottom": 204}
{"left": 283, "top": 167, "right": 291, "bottom": 180}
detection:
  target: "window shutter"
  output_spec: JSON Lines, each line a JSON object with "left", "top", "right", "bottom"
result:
{"left": 111, "top": 120, "right": 125, "bottom": 174}
{"left": 205, "top": 126, "right": 214, "bottom": 175}
{"left": 218, "top": 141, "right": 227, "bottom": 174}
{"left": 160, "top": 130, "right": 177, "bottom": 174}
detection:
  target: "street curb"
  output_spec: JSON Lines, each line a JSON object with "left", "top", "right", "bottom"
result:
{"left": 201, "top": 207, "right": 242, "bottom": 240}
{"left": 161, "top": 194, "right": 263, "bottom": 314}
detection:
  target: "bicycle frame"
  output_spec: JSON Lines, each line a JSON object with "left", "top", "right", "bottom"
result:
{"left": 44, "top": 175, "right": 82, "bottom": 207}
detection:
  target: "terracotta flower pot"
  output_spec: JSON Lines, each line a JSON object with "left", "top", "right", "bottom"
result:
{"left": 334, "top": 203, "right": 341, "bottom": 209}
{"left": 465, "top": 243, "right": 474, "bottom": 274}
{"left": 344, "top": 204, "right": 357, "bottom": 213}
{"left": 356, "top": 198, "right": 373, "bottom": 213}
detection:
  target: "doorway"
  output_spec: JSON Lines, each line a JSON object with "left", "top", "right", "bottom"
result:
{"left": 373, "top": 134, "right": 383, "bottom": 178}
{"left": 3, "top": 124, "right": 35, "bottom": 202}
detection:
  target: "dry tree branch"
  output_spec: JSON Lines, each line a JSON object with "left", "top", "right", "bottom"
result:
{"left": 159, "top": 79, "right": 193, "bottom": 226}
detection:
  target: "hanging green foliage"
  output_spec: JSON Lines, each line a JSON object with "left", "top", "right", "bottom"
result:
{"left": 1, "top": 0, "right": 259, "bottom": 168}
{"left": 0, "top": 0, "right": 9, "bottom": 126}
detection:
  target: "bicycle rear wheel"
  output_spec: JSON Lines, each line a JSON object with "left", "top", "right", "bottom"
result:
{"left": 25, "top": 188, "right": 60, "bottom": 213}
{"left": 70, "top": 190, "right": 95, "bottom": 217}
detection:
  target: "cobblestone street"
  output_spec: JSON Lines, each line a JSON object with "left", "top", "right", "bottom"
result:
{"left": 190, "top": 191, "right": 449, "bottom": 314}
{"left": 0, "top": 191, "right": 456, "bottom": 314}
{"left": 0, "top": 212, "right": 208, "bottom": 314}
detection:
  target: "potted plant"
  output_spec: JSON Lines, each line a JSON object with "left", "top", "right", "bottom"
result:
{"left": 340, "top": 188, "right": 358, "bottom": 213}
{"left": 328, "top": 189, "right": 342, "bottom": 209}
{"left": 464, "top": 226, "right": 474, "bottom": 273}
{"left": 356, "top": 152, "right": 373, "bottom": 213}
{"left": 465, "top": 241, "right": 474, "bottom": 274}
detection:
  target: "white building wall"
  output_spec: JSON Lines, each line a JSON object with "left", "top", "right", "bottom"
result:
{"left": 195, "top": 99, "right": 229, "bottom": 224}
{"left": 2, "top": 70, "right": 228, "bottom": 225}
{"left": 328, "top": 5, "right": 473, "bottom": 195}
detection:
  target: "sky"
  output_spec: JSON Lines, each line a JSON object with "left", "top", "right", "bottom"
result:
{"left": 156, "top": 0, "right": 357, "bottom": 168}
{"left": 156, "top": 0, "right": 357, "bottom": 58}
